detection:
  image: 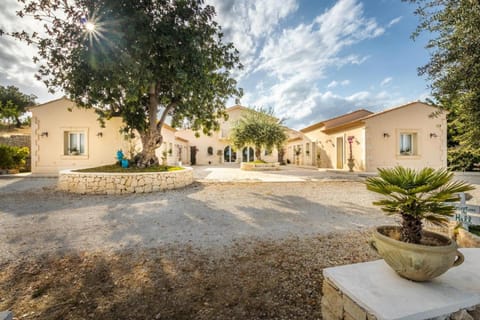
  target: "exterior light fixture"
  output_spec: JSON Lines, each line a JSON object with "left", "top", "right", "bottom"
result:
{"left": 430, "top": 133, "right": 438, "bottom": 138}
{"left": 97, "top": 132, "right": 103, "bottom": 137}
{"left": 40, "top": 131, "right": 48, "bottom": 137}
{"left": 383, "top": 133, "right": 390, "bottom": 138}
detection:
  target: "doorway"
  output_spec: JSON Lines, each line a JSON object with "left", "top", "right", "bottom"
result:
{"left": 190, "top": 146, "right": 197, "bottom": 165}
{"left": 242, "top": 147, "right": 254, "bottom": 162}
{"left": 224, "top": 145, "right": 237, "bottom": 163}
{"left": 336, "top": 137, "right": 344, "bottom": 169}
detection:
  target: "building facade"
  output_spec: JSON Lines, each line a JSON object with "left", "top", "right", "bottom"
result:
{"left": 29, "top": 99, "right": 446, "bottom": 174}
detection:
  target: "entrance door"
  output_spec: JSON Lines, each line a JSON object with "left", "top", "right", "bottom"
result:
{"left": 190, "top": 146, "right": 197, "bottom": 165}
{"left": 242, "top": 147, "right": 254, "bottom": 162}
{"left": 336, "top": 137, "right": 344, "bottom": 169}
{"left": 224, "top": 146, "right": 237, "bottom": 163}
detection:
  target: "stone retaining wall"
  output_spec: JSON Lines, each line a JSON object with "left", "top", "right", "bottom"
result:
{"left": 321, "top": 277, "right": 480, "bottom": 320}
{"left": 0, "top": 134, "right": 30, "bottom": 148}
{"left": 58, "top": 167, "right": 193, "bottom": 194}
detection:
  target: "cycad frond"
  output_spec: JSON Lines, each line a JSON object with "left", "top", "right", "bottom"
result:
{"left": 366, "top": 166, "right": 474, "bottom": 227}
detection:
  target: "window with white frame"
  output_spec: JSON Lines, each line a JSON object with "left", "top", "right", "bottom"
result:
{"left": 64, "top": 131, "right": 86, "bottom": 155}
{"left": 399, "top": 132, "right": 418, "bottom": 156}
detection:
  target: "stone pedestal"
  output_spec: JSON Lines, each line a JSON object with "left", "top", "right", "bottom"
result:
{"left": 322, "top": 248, "right": 480, "bottom": 320}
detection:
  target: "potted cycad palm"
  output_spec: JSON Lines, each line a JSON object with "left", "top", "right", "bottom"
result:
{"left": 366, "top": 167, "right": 474, "bottom": 281}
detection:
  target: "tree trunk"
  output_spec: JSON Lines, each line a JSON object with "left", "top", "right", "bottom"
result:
{"left": 15, "top": 116, "right": 22, "bottom": 128}
{"left": 137, "top": 84, "right": 162, "bottom": 167}
{"left": 255, "top": 147, "right": 261, "bottom": 161}
{"left": 400, "top": 213, "right": 423, "bottom": 244}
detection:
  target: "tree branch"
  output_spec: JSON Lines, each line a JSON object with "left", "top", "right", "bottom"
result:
{"left": 156, "top": 101, "right": 177, "bottom": 130}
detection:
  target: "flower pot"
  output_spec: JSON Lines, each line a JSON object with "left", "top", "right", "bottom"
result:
{"left": 347, "top": 158, "right": 355, "bottom": 172}
{"left": 370, "top": 225, "right": 464, "bottom": 281}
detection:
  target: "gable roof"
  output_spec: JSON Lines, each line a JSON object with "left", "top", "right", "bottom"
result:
{"left": 359, "top": 101, "right": 436, "bottom": 120}
{"left": 27, "top": 96, "right": 70, "bottom": 110}
{"left": 299, "top": 101, "right": 438, "bottom": 134}
{"left": 301, "top": 109, "right": 373, "bottom": 133}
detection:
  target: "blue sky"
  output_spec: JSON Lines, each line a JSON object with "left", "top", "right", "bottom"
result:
{"left": 0, "top": 0, "right": 431, "bottom": 129}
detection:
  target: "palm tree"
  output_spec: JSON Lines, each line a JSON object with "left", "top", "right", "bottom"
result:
{"left": 230, "top": 107, "right": 287, "bottom": 161}
{"left": 365, "top": 167, "right": 474, "bottom": 244}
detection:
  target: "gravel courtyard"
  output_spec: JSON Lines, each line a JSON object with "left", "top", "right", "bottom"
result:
{"left": 1, "top": 174, "right": 478, "bottom": 319}
{"left": 0, "top": 177, "right": 393, "bottom": 262}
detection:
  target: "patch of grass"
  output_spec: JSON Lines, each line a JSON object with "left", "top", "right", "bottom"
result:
{"left": 469, "top": 225, "right": 480, "bottom": 237}
{"left": 248, "top": 160, "right": 267, "bottom": 164}
{"left": 74, "top": 164, "right": 183, "bottom": 173}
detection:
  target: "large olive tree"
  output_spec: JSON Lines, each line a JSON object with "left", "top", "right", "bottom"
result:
{"left": 4, "top": 0, "right": 242, "bottom": 166}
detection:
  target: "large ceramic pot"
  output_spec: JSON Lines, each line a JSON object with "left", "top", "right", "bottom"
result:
{"left": 370, "top": 225, "right": 464, "bottom": 282}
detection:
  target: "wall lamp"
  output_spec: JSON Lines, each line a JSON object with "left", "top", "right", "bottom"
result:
{"left": 383, "top": 133, "right": 390, "bottom": 138}
{"left": 430, "top": 133, "right": 438, "bottom": 138}
{"left": 40, "top": 131, "right": 48, "bottom": 137}
{"left": 97, "top": 132, "right": 103, "bottom": 138}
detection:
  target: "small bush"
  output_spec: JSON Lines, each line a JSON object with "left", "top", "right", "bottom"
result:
{"left": 0, "top": 145, "right": 29, "bottom": 170}
{"left": 448, "top": 147, "right": 480, "bottom": 171}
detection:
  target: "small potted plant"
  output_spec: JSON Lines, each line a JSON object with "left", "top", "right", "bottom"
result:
{"left": 366, "top": 166, "right": 474, "bottom": 281}
{"left": 294, "top": 146, "right": 301, "bottom": 165}
{"left": 70, "top": 147, "right": 80, "bottom": 155}
{"left": 347, "top": 136, "right": 355, "bottom": 172}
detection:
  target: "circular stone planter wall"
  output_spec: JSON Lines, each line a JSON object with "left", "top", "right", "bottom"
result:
{"left": 58, "top": 167, "right": 193, "bottom": 194}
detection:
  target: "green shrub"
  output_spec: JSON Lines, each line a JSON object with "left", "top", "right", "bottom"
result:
{"left": 0, "top": 145, "right": 29, "bottom": 170}
{"left": 448, "top": 147, "right": 480, "bottom": 171}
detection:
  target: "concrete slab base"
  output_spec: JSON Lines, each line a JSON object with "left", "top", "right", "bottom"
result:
{"left": 0, "top": 311, "right": 12, "bottom": 320}
{"left": 323, "top": 248, "right": 480, "bottom": 320}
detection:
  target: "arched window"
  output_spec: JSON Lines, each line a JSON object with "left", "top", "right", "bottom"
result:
{"left": 242, "top": 147, "right": 254, "bottom": 162}
{"left": 224, "top": 145, "right": 237, "bottom": 163}
{"left": 207, "top": 146, "right": 214, "bottom": 155}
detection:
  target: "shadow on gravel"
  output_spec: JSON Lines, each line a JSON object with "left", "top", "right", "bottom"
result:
{"left": 0, "top": 231, "right": 379, "bottom": 320}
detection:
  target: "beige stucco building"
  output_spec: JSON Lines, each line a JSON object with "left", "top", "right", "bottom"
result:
{"left": 29, "top": 98, "right": 446, "bottom": 174}
{"left": 29, "top": 98, "right": 188, "bottom": 174}
{"left": 287, "top": 102, "right": 447, "bottom": 172}
{"left": 175, "top": 105, "right": 279, "bottom": 165}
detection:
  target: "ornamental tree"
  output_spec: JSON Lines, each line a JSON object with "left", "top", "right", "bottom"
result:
{"left": 230, "top": 107, "right": 287, "bottom": 161}
{"left": 0, "top": 85, "right": 36, "bottom": 128}
{"left": 4, "top": 0, "right": 242, "bottom": 166}
{"left": 406, "top": 0, "right": 480, "bottom": 150}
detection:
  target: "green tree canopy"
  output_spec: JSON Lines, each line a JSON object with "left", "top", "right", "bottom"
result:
{"left": 4, "top": 0, "right": 242, "bottom": 166}
{"left": 0, "top": 85, "right": 36, "bottom": 127}
{"left": 230, "top": 107, "right": 287, "bottom": 161}
{"left": 407, "top": 0, "right": 480, "bottom": 150}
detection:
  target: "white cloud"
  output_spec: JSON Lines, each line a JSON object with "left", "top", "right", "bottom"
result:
{"left": 242, "top": 0, "right": 388, "bottom": 127}
{"left": 388, "top": 16, "right": 402, "bottom": 27}
{"left": 327, "top": 81, "right": 339, "bottom": 88}
{"left": 255, "top": 0, "right": 384, "bottom": 80}
{"left": 327, "top": 80, "right": 350, "bottom": 88}
{"left": 380, "top": 77, "right": 393, "bottom": 86}
{"left": 206, "top": 0, "right": 298, "bottom": 77}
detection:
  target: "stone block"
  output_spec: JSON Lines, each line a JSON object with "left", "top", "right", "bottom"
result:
{"left": 321, "top": 301, "right": 342, "bottom": 320}
{"left": 450, "top": 309, "right": 473, "bottom": 320}
{"left": 322, "top": 281, "right": 343, "bottom": 319}
{"left": 343, "top": 295, "right": 366, "bottom": 320}
{"left": 466, "top": 305, "right": 480, "bottom": 319}
{"left": 0, "top": 311, "right": 12, "bottom": 320}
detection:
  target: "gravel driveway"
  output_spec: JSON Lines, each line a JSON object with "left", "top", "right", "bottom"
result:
{"left": 0, "top": 176, "right": 396, "bottom": 262}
